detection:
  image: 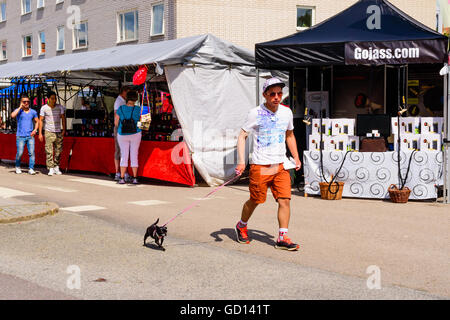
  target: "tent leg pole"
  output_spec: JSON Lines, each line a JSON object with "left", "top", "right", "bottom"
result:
{"left": 444, "top": 71, "right": 449, "bottom": 203}
{"left": 289, "top": 69, "right": 294, "bottom": 108}
{"left": 256, "top": 68, "right": 260, "bottom": 106}
{"left": 331, "top": 65, "right": 333, "bottom": 112}
{"left": 384, "top": 64, "right": 387, "bottom": 113}
{"left": 306, "top": 67, "right": 309, "bottom": 94}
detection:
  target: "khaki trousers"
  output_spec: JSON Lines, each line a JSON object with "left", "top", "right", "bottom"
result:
{"left": 44, "top": 131, "right": 63, "bottom": 169}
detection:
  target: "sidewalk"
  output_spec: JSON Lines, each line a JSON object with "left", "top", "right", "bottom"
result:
{"left": 0, "top": 197, "right": 59, "bottom": 224}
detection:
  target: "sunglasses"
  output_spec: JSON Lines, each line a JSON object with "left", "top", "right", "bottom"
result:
{"left": 22, "top": 101, "right": 30, "bottom": 104}
{"left": 268, "top": 92, "right": 283, "bottom": 97}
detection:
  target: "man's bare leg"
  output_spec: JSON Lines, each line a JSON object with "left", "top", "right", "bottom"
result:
{"left": 277, "top": 198, "right": 290, "bottom": 229}
{"left": 240, "top": 199, "right": 258, "bottom": 223}
{"left": 275, "top": 198, "right": 299, "bottom": 250}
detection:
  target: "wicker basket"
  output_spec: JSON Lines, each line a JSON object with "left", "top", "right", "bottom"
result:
{"left": 388, "top": 184, "right": 411, "bottom": 203}
{"left": 319, "top": 181, "right": 345, "bottom": 200}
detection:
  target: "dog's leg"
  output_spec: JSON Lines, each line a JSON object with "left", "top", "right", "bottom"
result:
{"left": 155, "top": 237, "right": 165, "bottom": 251}
{"left": 143, "top": 236, "right": 147, "bottom": 246}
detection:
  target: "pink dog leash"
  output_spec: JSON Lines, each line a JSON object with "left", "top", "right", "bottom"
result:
{"left": 162, "top": 174, "right": 241, "bottom": 227}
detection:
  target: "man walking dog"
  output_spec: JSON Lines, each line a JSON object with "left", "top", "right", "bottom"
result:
{"left": 235, "top": 78, "right": 301, "bottom": 251}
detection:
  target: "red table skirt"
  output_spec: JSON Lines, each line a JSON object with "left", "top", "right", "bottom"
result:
{"left": 0, "top": 133, "right": 195, "bottom": 186}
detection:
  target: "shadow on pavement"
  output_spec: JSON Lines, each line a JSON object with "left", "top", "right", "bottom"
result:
{"left": 210, "top": 228, "right": 275, "bottom": 246}
{"left": 143, "top": 242, "right": 166, "bottom": 251}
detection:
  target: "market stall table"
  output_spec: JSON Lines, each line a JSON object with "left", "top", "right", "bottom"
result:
{"left": 0, "top": 133, "right": 195, "bottom": 186}
{"left": 303, "top": 150, "right": 444, "bottom": 200}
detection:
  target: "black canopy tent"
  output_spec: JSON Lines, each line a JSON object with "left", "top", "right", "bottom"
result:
{"left": 255, "top": 0, "right": 447, "bottom": 68}
{"left": 255, "top": 0, "right": 449, "bottom": 201}
{"left": 255, "top": 0, "right": 448, "bottom": 114}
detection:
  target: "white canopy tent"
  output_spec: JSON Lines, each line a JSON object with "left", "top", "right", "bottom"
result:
{"left": 0, "top": 34, "right": 279, "bottom": 186}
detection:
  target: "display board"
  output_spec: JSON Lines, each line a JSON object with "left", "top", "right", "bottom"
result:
{"left": 304, "top": 150, "right": 444, "bottom": 200}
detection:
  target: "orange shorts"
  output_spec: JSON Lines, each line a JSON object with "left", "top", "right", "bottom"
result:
{"left": 249, "top": 163, "right": 291, "bottom": 204}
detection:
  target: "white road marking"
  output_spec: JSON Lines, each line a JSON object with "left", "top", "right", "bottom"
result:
{"left": 68, "top": 178, "right": 143, "bottom": 188}
{"left": 129, "top": 200, "right": 169, "bottom": 206}
{"left": 187, "top": 196, "right": 226, "bottom": 201}
{"left": 60, "top": 205, "right": 106, "bottom": 212}
{"left": 0, "top": 187, "right": 34, "bottom": 198}
{"left": 33, "top": 184, "right": 78, "bottom": 193}
{"left": 65, "top": 212, "right": 89, "bottom": 218}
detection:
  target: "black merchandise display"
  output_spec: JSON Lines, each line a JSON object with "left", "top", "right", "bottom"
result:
{"left": 142, "top": 113, "right": 181, "bottom": 142}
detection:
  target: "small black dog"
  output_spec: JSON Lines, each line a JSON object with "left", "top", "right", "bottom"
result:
{"left": 143, "top": 218, "right": 167, "bottom": 250}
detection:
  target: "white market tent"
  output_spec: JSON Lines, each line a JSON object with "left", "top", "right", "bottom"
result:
{"left": 0, "top": 34, "right": 270, "bottom": 186}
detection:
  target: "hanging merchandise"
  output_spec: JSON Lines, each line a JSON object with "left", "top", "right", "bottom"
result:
{"left": 139, "top": 83, "right": 152, "bottom": 131}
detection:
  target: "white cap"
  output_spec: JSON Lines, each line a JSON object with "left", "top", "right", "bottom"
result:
{"left": 262, "top": 77, "right": 286, "bottom": 93}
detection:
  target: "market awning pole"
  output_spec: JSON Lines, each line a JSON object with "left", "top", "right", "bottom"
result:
{"left": 256, "top": 68, "right": 260, "bottom": 106}
{"left": 331, "top": 65, "right": 334, "bottom": 112}
{"left": 384, "top": 65, "right": 387, "bottom": 113}
{"left": 444, "top": 66, "right": 449, "bottom": 203}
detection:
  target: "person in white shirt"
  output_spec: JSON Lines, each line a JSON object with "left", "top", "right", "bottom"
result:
{"left": 113, "top": 86, "right": 130, "bottom": 181}
{"left": 235, "top": 78, "right": 301, "bottom": 251}
{"left": 38, "top": 91, "right": 66, "bottom": 176}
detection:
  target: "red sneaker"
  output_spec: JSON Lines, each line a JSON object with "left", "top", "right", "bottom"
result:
{"left": 235, "top": 223, "right": 250, "bottom": 244}
{"left": 275, "top": 235, "right": 299, "bottom": 251}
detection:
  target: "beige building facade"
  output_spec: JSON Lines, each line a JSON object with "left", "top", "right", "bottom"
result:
{"left": 176, "top": 0, "right": 438, "bottom": 50}
{"left": 0, "top": 0, "right": 438, "bottom": 63}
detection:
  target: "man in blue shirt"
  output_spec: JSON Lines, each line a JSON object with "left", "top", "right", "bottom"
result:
{"left": 11, "top": 94, "right": 39, "bottom": 175}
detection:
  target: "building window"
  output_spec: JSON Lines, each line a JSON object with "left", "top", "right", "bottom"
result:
{"left": 0, "top": 2, "right": 6, "bottom": 22}
{"left": 56, "top": 0, "right": 63, "bottom": 4}
{"left": 22, "top": 35, "right": 32, "bottom": 57}
{"left": 37, "top": 0, "right": 45, "bottom": 9}
{"left": 1, "top": 40, "right": 6, "bottom": 60}
{"left": 151, "top": 3, "right": 164, "bottom": 36}
{"left": 39, "top": 31, "right": 46, "bottom": 55}
{"left": 21, "top": 0, "right": 31, "bottom": 15}
{"left": 117, "top": 10, "right": 138, "bottom": 43}
{"left": 73, "top": 21, "right": 88, "bottom": 49}
{"left": 57, "top": 26, "right": 65, "bottom": 51}
{"left": 296, "top": 6, "right": 315, "bottom": 30}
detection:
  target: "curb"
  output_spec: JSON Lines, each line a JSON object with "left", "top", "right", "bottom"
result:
{"left": 0, "top": 202, "right": 59, "bottom": 224}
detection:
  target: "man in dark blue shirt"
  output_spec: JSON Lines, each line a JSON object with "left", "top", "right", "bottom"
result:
{"left": 11, "top": 94, "right": 39, "bottom": 175}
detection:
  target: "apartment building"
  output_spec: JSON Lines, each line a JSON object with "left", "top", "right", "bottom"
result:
{"left": 0, "top": 0, "right": 438, "bottom": 64}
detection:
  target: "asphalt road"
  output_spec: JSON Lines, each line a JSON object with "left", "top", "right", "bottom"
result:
{"left": 0, "top": 163, "right": 448, "bottom": 299}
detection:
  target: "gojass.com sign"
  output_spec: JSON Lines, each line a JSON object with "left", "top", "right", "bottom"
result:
{"left": 345, "top": 40, "right": 447, "bottom": 65}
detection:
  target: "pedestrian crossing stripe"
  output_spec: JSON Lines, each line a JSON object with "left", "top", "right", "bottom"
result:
{"left": 68, "top": 178, "right": 144, "bottom": 188}
{"left": 33, "top": 185, "right": 78, "bottom": 193}
{"left": 0, "top": 187, "right": 34, "bottom": 198}
{"left": 60, "top": 205, "right": 106, "bottom": 212}
{"left": 128, "top": 200, "right": 170, "bottom": 206}
{"left": 186, "top": 196, "right": 226, "bottom": 201}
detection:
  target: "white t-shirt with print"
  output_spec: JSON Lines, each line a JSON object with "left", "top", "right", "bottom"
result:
{"left": 242, "top": 104, "right": 294, "bottom": 165}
